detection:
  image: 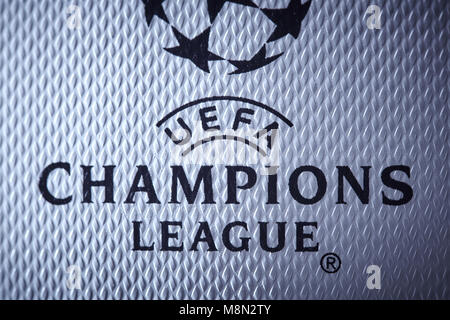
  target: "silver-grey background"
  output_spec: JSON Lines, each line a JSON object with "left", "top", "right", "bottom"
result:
{"left": 0, "top": 0, "right": 448, "bottom": 299}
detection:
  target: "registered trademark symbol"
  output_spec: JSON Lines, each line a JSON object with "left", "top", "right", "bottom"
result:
{"left": 320, "top": 253, "right": 341, "bottom": 273}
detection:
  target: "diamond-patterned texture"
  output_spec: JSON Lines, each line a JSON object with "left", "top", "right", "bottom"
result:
{"left": 0, "top": 0, "right": 448, "bottom": 299}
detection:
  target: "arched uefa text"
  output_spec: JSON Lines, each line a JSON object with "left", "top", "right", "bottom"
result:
{"left": 156, "top": 96, "right": 294, "bottom": 174}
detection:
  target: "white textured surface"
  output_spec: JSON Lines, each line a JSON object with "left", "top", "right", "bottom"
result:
{"left": 0, "top": 0, "right": 448, "bottom": 299}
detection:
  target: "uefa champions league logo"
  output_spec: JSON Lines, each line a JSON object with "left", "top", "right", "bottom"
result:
{"left": 142, "top": 0, "right": 311, "bottom": 74}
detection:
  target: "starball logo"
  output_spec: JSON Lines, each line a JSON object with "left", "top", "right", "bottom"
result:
{"left": 38, "top": 1, "right": 413, "bottom": 259}
{"left": 142, "top": 0, "right": 311, "bottom": 74}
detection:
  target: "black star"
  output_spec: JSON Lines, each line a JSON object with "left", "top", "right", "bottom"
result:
{"left": 142, "top": 0, "right": 168, "bottom": 26}
{"left": 262, "top": 0, "right": 311, "bottom": 42}
{"left": 207, "top": 0, "right": 257, "bottom": 23}
{"left": 228, "top": 45, "right": 283, "bottom": 74}
{"left": 164, "top": 27, "right": 223, "bottom": 73}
